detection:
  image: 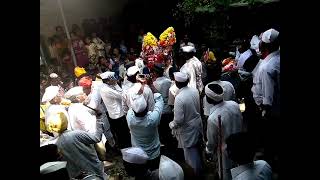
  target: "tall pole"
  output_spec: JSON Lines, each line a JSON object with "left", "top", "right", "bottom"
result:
{"left": 57, "top": 0, "right": 77, "bottom": 67}
{"left": 40, "top": 44, "right": 47, "bottom": 67}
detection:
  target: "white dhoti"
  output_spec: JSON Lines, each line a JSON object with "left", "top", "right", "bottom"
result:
{"left": 183, "top": 146, "right": 202, "bottom": 176}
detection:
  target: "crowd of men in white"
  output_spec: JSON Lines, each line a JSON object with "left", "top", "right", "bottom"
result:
{"left": 40, "top": 28, "right": 279, "bottom": 180}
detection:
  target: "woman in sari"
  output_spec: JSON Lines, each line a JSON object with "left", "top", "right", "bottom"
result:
{"left": 71, "top": 32, "right": 89, "bottom": 68}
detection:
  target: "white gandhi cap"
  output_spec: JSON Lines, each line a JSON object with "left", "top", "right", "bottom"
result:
{"left": 41, "top": 86, "right": 60, "bottom": 103}
{"left": 131, "top": 95, "right": 147, "bottom": 113}
{"left": 127, "top": 65, "right": 140, "bottom": 76}
{"left": 261, "top": 28, "right": 279, "bottom": 43}
{"left": 174, "top": 72, "right": 188, "bottom": 82}
{"left": 121, "top": 147, "right": 149, "bottom": 164}
{"left": 40, "top": 161, "right": 67, "bottom": 174}
{"left": 100, "top": 71, "right": 116, "bottom": 80}
{"left": 64, "top": 86, "right": 84, "bottom": 99}
{"left": 181, "top": 45, "right": 196, "bottom": 53}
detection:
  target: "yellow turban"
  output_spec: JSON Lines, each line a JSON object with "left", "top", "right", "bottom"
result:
{"left": 208, "top": 51, "right": 216, "bottom": 62}
{"left": 74, "top": 66, "right": 87, "bottom": 78}
{"left": 46, "top": 112, "right": 68, "bottom": 134}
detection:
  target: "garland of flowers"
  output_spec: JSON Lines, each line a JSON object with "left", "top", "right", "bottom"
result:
{"left": 159, "top": 27, "right": 176, "bottom": 47}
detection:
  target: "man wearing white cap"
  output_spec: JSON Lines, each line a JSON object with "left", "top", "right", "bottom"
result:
{"left": 169, "top": 72, "right": 203, "bottom": 177}
{"left": 45, "top": 110, "right": 108, "bottom": 179}
{"left": 127, "top": 92, "right": 164, "bottom": 170}
{"left": 122, "top": 65, "right": 155, "bottom": 114}
{"left": 252, "top": 28, "right": 280, "bottom": 118}
{"left": 49, "top": 73, "right": 65, "bottom": 96}
{"left": 251, "top": 28, "right": 280, "bottom": 170}
{"left": 205, "top": 83, "right": 244, "bottom": 180}
{"left": 180, "top": 45, "right": 204, "bottom": 93}
{"left": 203, "top": 63, "right": 236, "bottom": 117}
{"left": 121, "top": 147, "right": 159, "bottom": 180}
{"left": 99, "top": 71, "right": 131, "bottom": 149}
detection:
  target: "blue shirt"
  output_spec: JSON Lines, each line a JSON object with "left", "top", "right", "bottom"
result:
{"left": 126, "top": 93, "right": 164, "bottom": 159}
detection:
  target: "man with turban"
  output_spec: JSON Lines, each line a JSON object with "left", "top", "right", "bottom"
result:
{"left": 204, "top": 83, "right": 244, "bottom": 180}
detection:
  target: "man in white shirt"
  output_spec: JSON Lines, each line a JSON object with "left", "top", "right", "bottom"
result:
{"left": 180, "top": 46, "right": 204, "bottom": 93}
{"left": 204, "top": 83, "right": 244, "bottom": 180}
{"left": 122, "top": 66, "right": 155, "bottom": 114}
{"left": 99, "top": 71, "right": 131, "bottom": 149}
{"left": 169, "top": 72, "right": 203, "bottom": 177}
{"left": 251, "top": 28, "right": 280, "bottom": 172}
{"left": 236, "top": 40, "right": 253, "bottom": 70}
{"left": 226, "top": 132, "right": 272, "bottom": 180}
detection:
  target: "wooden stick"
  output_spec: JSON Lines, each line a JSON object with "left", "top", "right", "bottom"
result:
{"left": 218, "top": 115, "right": 223, "bottom": 180}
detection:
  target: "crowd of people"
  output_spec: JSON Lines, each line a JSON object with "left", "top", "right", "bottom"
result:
{"left": 40, "top": 25, "right": 280, "bottom": 180}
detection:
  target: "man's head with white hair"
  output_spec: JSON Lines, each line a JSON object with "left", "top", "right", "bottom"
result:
{"left": 64, "top": 86, "right": 87, "bottom": 103}
{"left": 100, "top": 71, "right": 117, "bottom": 86}
{"left": 49, "top": 73, "right": 61, "bottom": 86}
{"left": 259, "top": 28, "right": 280, "bottom": 59}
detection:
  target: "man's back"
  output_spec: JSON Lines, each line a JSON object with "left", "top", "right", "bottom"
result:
{"left": 173, "top": 87, "right": 202, "bottom": 148}
{"left": 231, "top": 160, "right": 272, "bottom": 180}
{"left": 153, "top": 76, "right": 172, "bottom": 114}
{"left": 56, "top": 130, "right": 105, "bottom": 179}
{"left": 126, "top": 94, "right": 164, "bottom": 159}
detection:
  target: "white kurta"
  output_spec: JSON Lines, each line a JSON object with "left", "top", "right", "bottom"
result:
{"left": 251, "top": 51, "right": 280, "bottom": 107}
{"left": 153, "top": 76, "right": 172, "bottom": 114}
{"left": 168, "top": 81, "right": 179, "bottom": 106}
{"left": 236, "top": 49, "right": 253, "bottom": 70}
{"left": 190, "top": 56, "right": 204, "bottom": 92}
{"left": 170, "top": 87, "right": 203, "bottom": 148}
{"left": 203, "top": 80, "right": 236, "bottom": 116}
{"left": 180, "top": 58, "right": 197, "bottom": 91}
{"left": 206, "top": 100, "right": 244, "bottom": 180}
{"left": 122, "top": 83, "right": 155, "bottom": 114}
{"left": 68, "top": 103, "right": 97, "bottom": 134}
{"left": 100, "top": 83, "right": 124, "bottom": 119}
{"left": 231, "top": 160, "right": 272, "bottom": 180}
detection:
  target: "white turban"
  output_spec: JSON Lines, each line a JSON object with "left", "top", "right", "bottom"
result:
{"left": 49, "top": 73, "right": 58, "bottom": 79}
{"left": 64, "top": 86, "right": 84, "bottom": 99}
{"left": 100, "top": 71, "right": 116, "bottom": 80}
{"left": 40, "top": 161, "right": 67, "bottom": 175}
{"left": 250, "top": 35, "right": 260, "bottom": 52}
{"left": 131, "top": 95, "right": 147, "bottom": 113}
{"left": 261, "top": 28, "right": 279, "bottom": 43}
{"left": 127, "top": 65, "right": 140, "bottom": 76}
{"left": 174, "top": 72, "right": 188, "bottom": 82}
{"left": 205, "top": 83, "right": 224, "bottom": 102}
{"left": 41, "top": 86, "right": 60, "bottom": 103}
{"left": 159, "top": 155, "right": 184, "bottom": 180}
{"left": 121, "top": 147, "right": 149, "bottom": 164}
{"left": 181, "top": 45, "right": 196, "bottom": 53}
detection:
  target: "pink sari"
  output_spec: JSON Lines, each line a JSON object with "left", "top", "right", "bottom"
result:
{"left": 72, "top": 39, "right": 89, "bottom": 67}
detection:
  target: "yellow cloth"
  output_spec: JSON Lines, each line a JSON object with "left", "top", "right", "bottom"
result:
{"left": 46, "top": 111, "right": 68, "bottom": 133}
{"left": 208, "top": 51, "right": 216, "bottom": 62}
{"left": 74, "top": 66, "right": 87, "bottom": 77}
{"left": 40, "top": 103, "right": 50, "bottom": 132}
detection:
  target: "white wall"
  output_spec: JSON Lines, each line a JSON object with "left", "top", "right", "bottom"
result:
{"left": 40, "top": 0, "right": 128, "bottom": 38}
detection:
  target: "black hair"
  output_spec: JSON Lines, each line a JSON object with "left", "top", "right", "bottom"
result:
{"left": 175, "top": 79, "right": 189, "bottom": 89}
{"left": 98, "top": 56, "right": 105, "bottom": 63}
{"left": 127, "top": 72, "right": 138, "bottom": 83}
{"left": 260, "top": 34, "right": 280, "bottom": 54}
{"left": 122, "top": 160, "right": 148, "bottom": 178}
{"left": 226, "top": 132, "right": 256, "bottom": 165}
{"left": 207, "top": 62, "right": 222, "bottom": 81}
{"left": 206, "top": 84, "right": 224, "bottom": 104}
{"left": 168, "top": 66, "right": 177, "bottom": 80}
{"left": 55, "top": 26, "right": 63, "bottom": 31}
